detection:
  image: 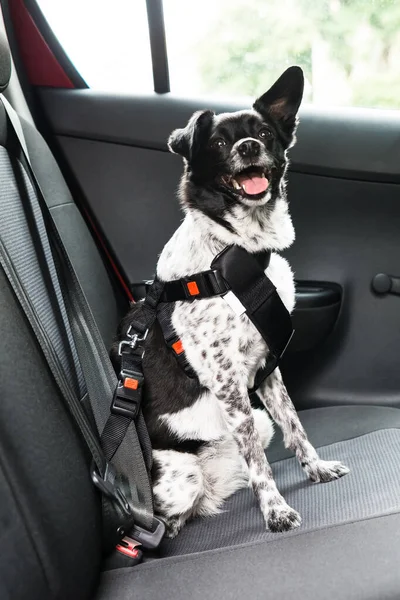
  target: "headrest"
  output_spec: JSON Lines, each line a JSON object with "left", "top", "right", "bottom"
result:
{"left": 0, "top": 31, "right": 11, "bottom": 93}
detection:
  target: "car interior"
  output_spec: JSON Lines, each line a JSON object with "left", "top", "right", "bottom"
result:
{"left": 1, "top": 1, "right": 400, "bottom": 598}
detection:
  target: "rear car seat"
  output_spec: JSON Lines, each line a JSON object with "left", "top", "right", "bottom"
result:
{"left": 1, "top": 32, "right": 400, "bottom": 600}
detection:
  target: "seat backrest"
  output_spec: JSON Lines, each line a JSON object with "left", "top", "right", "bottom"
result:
{"left": 0, "top": 33, "right": 127, "bottom": 600}
{"left": 19, "top": 112, "right": 128, "bottom": 349}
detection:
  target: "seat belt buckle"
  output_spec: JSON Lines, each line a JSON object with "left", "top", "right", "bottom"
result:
{"left": 130, "top": 516, "right": 166, "bottom": 550}
{"left": 181, "top": 271, "right": 227, "bottom": 299}
{"left": 103, "top": 536, "right": 143, "bottom": 570}
{"left": 111, "top": 371, "right": 144, "bottom": 419}
{"left": 116, "top": 536, "right": 142, "bottom": 560}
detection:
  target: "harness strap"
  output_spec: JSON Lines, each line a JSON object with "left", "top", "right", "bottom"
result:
{"left": 212, "top": 245, "right": 294, "bottom": 389}
{"left": 160, "top": 269, "right": 229, "bottom": 302}
{"left": 156, "top": 246, "right": 292, "bottom": 392}
{"left": 160, "top": 249, "right": 271, "bottom": 303}
{"left": 101, "top": 278, "right": 166, "bottom": 548}
{"left": 104, "top": 280, "right": 164, "bottom": 462}
{"left": 157, "top": 302, "right": 196, "bottom": 377}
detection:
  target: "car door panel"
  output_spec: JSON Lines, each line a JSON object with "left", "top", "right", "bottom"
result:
{"left": 36, "top": 88, "right": 400, "bottom": 411}
{"left": 57, "top": 136, "right": 183, "bottom": 281}
{"left": 39, "top": 89, "right": 400, "bottom": 180}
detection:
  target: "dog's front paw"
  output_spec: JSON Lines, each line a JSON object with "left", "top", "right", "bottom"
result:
{"left": 307, "top": 459, "right": 350, "bottom": 483}
{"left": 267, "top": 504, "right": 302, "bottom": 532}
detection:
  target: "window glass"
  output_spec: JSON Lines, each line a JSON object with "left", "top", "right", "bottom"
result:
{"left": 37, "top": 0, "right": 153, "bottom": 92}
{"left": 163, "top": 0, "right": 400, "bottom": 109}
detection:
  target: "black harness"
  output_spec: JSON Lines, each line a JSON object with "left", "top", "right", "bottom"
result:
{"left": 113, "top": 245, "right": 294, "bottom": 422}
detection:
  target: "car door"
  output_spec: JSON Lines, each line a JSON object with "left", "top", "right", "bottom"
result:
{"left": 6, "top": 0, "right": 400, "bottom": 411}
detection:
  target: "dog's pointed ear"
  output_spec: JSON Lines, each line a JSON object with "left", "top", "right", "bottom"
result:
{"left": 253, "top": 67, "right": 304, "bottom": 137}
{"left": 168, "top": 110, "right": 214, "bottom": 161}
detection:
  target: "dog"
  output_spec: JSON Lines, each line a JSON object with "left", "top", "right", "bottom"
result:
{"left": 112, "top": 66, "right": 349, "bottom": 539}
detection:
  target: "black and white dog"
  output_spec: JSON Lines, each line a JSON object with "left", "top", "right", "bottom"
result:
{"left": 114, "top": 66, "right": 349, "bottom": 539}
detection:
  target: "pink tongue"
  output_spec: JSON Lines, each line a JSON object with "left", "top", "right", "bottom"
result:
{"left": 237, "top": 174, "right": 269, "bottom": 195}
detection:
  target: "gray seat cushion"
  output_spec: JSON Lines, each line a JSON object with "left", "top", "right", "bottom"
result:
{"left": 96, "top": 405, "right": 400, "bottom": 600}
{"left": 98, "top": 514, "right": 400, "bottom": 600}
{"left": 267, "top": 404, "right": 400, "bottom": 463}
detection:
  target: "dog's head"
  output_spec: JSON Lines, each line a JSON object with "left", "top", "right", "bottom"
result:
{"left": 169, "top": 67, "right": 303, "bottom": 218}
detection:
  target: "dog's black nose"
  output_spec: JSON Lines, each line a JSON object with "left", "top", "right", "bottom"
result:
{"left": 237, "top": 139, "right": 261, "bottom": 158}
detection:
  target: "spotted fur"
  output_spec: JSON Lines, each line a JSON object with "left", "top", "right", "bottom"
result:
{"left": 113, "top": 67, "right": 349, "bottom": 538}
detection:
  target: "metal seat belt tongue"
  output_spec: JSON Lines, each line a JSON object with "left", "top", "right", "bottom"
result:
{"left": 91, "top": 457, "right": 165, "bottom": 550}
{"left": 91, "top": 461, "right": 132, "bottom": 519}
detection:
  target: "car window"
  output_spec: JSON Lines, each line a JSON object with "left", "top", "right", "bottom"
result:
{"left": 163, "top": 0, "right": 400, "bottom": 109}
{"left": 36, "top": 0, "right": 154, "bottom": 92}
{"left": 37, "top": 0, "right": 400, "bottom": 109}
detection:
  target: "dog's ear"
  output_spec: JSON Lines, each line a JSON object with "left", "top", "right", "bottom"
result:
{"left": 168, "top": 110, "right": 214, "bottom": 161}
{"left": 253, "top": 67, "right": 304, "bottom": 138}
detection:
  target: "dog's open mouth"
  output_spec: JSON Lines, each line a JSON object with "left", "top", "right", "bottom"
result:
{"left": 221, "top": 167, "right": 270, "bottom": 199}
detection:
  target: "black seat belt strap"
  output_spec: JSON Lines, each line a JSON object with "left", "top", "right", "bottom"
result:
{"left": 102, "top": 279, "right": 164, "bottom": 466}
{"left": 0, "top": 231, "right": 136, "bottom": 548}
{"left": 0, "top": 101, "right": 131, "bottom": 551}
{"left": 1, "top": 96, "right": 164, "bottom": 549}
{"left": 52, "top": 223, "right": 164, "bottom": 547}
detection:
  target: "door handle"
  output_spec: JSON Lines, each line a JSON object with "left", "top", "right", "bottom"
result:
{"left": 371, "top": 273, "right": 400, "bottom": 296}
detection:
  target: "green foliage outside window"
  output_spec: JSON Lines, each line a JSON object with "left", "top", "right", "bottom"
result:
{"left": 192, "top": 0, "right": 400, "bottom": 108}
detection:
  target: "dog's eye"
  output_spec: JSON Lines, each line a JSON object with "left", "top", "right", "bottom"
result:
{"left": 211, "top": 138, "right": 227, "bottom": 149}
{"left": 259, "top": 128, "right": 273, "bottom": 140}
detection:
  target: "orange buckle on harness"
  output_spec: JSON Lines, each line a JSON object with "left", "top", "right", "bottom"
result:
{"left": 124, "top": 377, "right": 139, "bottom": 390}
{"left": 172, "top": 339, "right": 184, "bottom": 355}
{"left": 186, "top": 281, "right": 200, "bottom": 296}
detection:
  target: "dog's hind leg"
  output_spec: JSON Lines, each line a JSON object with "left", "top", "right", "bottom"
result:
{"left": 195, "top": 435, "right": 248, "bottom": 518}
{"left": 258, "top": 368, "right": 349, "bottom": 483}
{"left": 152, "top": 449, "right": 204, "bottom": 538}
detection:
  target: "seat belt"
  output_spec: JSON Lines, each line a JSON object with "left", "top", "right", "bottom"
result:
{"left": 0, "top": 96, "right": 164, "bottom": 550}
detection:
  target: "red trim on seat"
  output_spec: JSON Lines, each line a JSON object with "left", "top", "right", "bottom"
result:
{"left": 8, "top": 0, "right": 74, "bottom": 88}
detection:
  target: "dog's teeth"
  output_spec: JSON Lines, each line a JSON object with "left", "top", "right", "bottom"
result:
{"left": 261, "top": 173, "right": 266, "bottom": 178}
{"left": 232, "top": 179, "right": 240, "bottom": 190}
